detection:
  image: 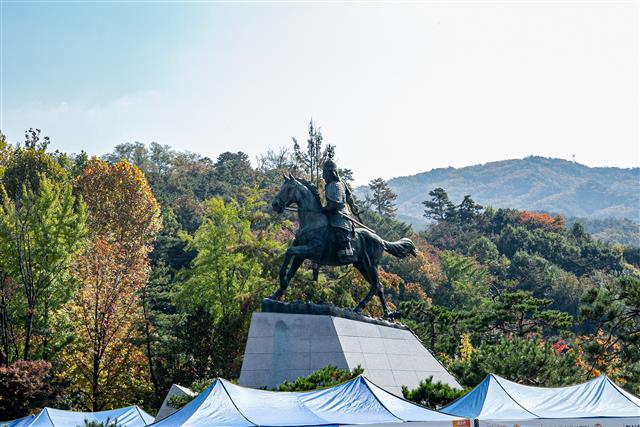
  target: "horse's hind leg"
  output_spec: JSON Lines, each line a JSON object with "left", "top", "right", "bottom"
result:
{"left": 369, "top": 265, "right": 391, "bottom": 319}
{"left": 353, "top": 263, "right": 377, "bottom": 313}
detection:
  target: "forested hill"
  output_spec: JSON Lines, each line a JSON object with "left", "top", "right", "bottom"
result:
{"left": 374, "top": 156, "right": 639, "bottom": 230}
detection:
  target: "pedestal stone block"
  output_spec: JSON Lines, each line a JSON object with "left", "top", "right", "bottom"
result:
{"left": 238, "top": 312, "right": 461, "bottom": 396}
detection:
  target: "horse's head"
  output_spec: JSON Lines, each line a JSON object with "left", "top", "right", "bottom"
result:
{"left": 272, "top": 172, "right": 302, "bottom": 214}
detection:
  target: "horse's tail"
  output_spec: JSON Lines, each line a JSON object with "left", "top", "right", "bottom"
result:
{"left": 357, "top": 229, "right": 417, "bottom": 259}
{"left": 383, "top": 237, "right": 417, "bottom": 258}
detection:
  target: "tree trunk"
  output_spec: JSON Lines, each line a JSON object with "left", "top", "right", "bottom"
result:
{"left": 92, "top": 352, "right": 100, "bottom": 411}
{"left": 142, "top": 303, "right": 160, "bottom": 402}
{"left": 430, "top": 322, "right": 436, "bottom": 350}
{"left": 23, "top": 306, "right": 34, "bottom": 360}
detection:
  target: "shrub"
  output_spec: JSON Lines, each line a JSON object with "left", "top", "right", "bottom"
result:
{"left": 0, "top": 360, "right": 60, "bottom": 418}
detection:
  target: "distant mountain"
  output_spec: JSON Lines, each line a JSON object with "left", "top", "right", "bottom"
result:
{"left": 357, "top": 156, "right": 640, "bottom": 231}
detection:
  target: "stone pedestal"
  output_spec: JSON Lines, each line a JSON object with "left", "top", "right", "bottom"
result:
{"left": 238, "top": 311, "right": 461, "bottom": 396}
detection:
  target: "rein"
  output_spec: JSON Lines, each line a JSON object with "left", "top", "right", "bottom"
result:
{"left": 284, "top": 206, "right": 322, "bottom": 214}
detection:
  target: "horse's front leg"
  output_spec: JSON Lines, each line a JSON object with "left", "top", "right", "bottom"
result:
{"left": 284, "top": 256, "right": 304, "bottom": 287}
{"left": 270, "top": 243, "right": 320, "bottom": 300}
{"left": 270, "top": 249, "right": 294, "bottom": 300}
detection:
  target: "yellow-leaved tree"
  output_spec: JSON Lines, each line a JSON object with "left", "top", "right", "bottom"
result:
{"left": 61, "top": 159, "right": 161, "bottom": 410}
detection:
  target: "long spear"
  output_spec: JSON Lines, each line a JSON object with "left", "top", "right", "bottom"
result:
{"left": 284, "top": 206, "right": 377, "bottom": 234}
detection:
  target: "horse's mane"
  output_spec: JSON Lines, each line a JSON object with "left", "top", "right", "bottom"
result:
{"left": 296, "top": 178, "right": 322, "bottom": 207}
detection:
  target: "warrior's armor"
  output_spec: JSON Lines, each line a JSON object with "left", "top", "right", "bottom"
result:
{"left": 322, "top": 159, "right": 358, "bottom": 262}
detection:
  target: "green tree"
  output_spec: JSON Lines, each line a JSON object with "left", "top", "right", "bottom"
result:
{"left": 1, "top": 129, "right": 66, "bottom": 199}
{"left": 365, "top": 178, "right": 397, "bottom": 218}
{"left": 0, "top": 132, "right": 11, "bottom": 177}
{"left": 213, "top": 152, "right": 255, "bottom": 196}
{"left": 0, "top": 175, "right": 86, "bottom": 361}
{"left": 436, "top": 251, "right": 489, "bottom": 308}
{"left": 291, "top": 120, "right": 333, "bottom": 188}
{"left": 174, "top": 192, "right": 285, "bottom": 379}
{"left": 402, "top": 376, "right": 467, "bottom": 410}
{"left": 579, "top": 275, "right": 640, "bottom": 392}
{"left": 276, "top": 365, "right": 363, "bottom": 391}
{"left": 423, "top": 188, "right": 455, "bottom": 222}
{"left": 477, "top": 291, "right": 573, "bottom": 337}
{"left": 400, "top": 300, "right": 464, "bottom": 356}
{"left": 450, "top": 335, "right": 581, "bottom": 387}
{"left": 456, "top": 195, "right": 483, "bottom": 225}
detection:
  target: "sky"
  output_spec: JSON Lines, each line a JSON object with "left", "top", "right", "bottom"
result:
{"left": 1, "top": 1, "right": 638, "bottom": 185}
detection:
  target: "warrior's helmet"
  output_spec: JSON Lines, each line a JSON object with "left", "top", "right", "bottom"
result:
{"left": 322, "top": 159, "right": 339, "bottom": 183}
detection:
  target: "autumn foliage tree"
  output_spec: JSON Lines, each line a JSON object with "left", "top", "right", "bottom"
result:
{"left": 62, "top": 159, "right": 161, "bottom": 410}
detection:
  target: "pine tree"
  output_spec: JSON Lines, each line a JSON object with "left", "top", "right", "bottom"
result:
{"left": 423, "top": 188, "right": 455, "bottom": 222}
{"left": 291, "top": 119, "right": 333, "bottom": 188}
{"left": 365, "top": 178, "right": 397, "bottom": 218}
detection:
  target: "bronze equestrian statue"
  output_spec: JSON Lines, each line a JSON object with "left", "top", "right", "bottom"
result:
{"left": 270, "top": 159, "right": 417, "bottom": 319}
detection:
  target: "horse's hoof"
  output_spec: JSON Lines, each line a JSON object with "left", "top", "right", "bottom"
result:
{"left": 268, "top": 290, "right": 283, "bottom": 300}
{"left": 384, "top": 310, "right": 402, "bottom": 320}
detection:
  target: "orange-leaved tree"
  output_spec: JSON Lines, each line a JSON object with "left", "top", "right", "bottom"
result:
{"left": 62, "top": 159, "right": 161, "bottom": 410}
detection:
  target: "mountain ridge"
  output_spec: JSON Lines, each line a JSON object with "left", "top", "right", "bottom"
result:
{"left": 356, "top": 156, "right": 640, "bottom": 231}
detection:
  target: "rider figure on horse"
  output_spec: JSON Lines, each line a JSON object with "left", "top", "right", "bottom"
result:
{"left": 322, "top": 159, "right": 359, "bottom": 262}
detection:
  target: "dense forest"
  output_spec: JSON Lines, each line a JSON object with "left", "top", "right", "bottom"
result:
{"left": 0, "top": 124, "right": 638, "bottom": 417}
{"left": 367, "top": 157, "right": 640, "bottom": 244}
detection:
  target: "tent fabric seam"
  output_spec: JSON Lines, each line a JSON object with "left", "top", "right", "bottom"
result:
{"left": 221, "top": 379, "right": 343, "bottom": 427}
{"left": 44, "top": 409, "right": 55, "bottom": 427}
{"left": 218, "top": 380, "right": 258, "bottom": 426}
{"left": 359, "top": 376, "right": 404, "bottom": 422}
{"left": 364, "top": 376, "right": 432, "bottom": 412}
{"left": 491, "top": 375, "right": 540, "bottom": 418}
{"left": 606, "top": 377, "right": 640, "bottom": 408}
{"left": 133, "top": 406, "right": 149, "bottom": 426}
{"left": 155, "top": 383, "right": 207, "bottom": 427}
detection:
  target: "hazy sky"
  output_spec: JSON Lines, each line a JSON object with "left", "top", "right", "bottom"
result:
{"left": 1, "top": 1, "right": 638, "bottom": 185}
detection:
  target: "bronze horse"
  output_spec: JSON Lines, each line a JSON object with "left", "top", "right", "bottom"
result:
{"left": 270, "top": 174, "right": 417, "bottom": 318}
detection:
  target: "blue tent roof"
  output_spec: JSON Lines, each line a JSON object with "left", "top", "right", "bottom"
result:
{"left": 442, "top": 373, "right": 640, "bottom": 420}
{"left": 151, "top": 376, "right": 465, "bottom": 427}
{"left": 2, "top": 406, "right": 153, "bottom": 427}
{"left": 1, "top": 415, "right": 35, "bottom": 427}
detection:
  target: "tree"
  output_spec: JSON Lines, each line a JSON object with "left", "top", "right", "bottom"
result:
{"left": 400, "top": 300, "right": 464, "bottom": 356}
{"left": 456, "top": 195, "right": 483, "bottom": 225}
{"left": 257, "top": 147, "right": 294, "bottom": 172}
{"left": 276, "top": 365, "right": 363, "bottom": 391}
{"left": 291, "top": 120, "right": 333, "bottom": 188}
{"left": 449, "top": 335, "right": 581, "bottom": 387}
{"left": 0, "top": 360, "right": 60, "bottom": 418}
{"left": 365, "top": 178, "right": 397, "bottom": 218}
{"left": 477, "top": 291, "right": 573, "bottom": 337}
{"left": 0, "top": 132, "right": 11, "bottom": 177}
{"left": 0, "top": 174, "right": 86, "bottom": 361}
{"left": 423, "top": 188, "right": 455, "bottom": 222}
{"left": 174, "top": 192, "right": 285, "bottom": 380}
{"left": 402, "top": 376, "right": 467, "bottom": 410}
{"left": 578, "top": 275, "right": 640, "bottom": 392}
{"left": 436, "top": 251, "right": 489, "bottom": 309}
{"left": 213, "top": 152, "right": 255, "bottom": 197}
{"left": 63, "top": 159, "right": 161, "bottom": 410}
{"left": 1, "top": 129, "right": 67, "bottom": 199}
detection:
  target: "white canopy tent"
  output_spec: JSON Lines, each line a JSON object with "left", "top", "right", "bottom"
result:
{"left": 151, "top": 376, "right": 469, "bottom": 427}
{"left": 1, "top": 406, "right": 153, "bottom": 427}
{"left": 441, "top": 374, "right": 640, "bottom": 427}
{"left": 155, "top": 384, "right": 196, "bottom": 422}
